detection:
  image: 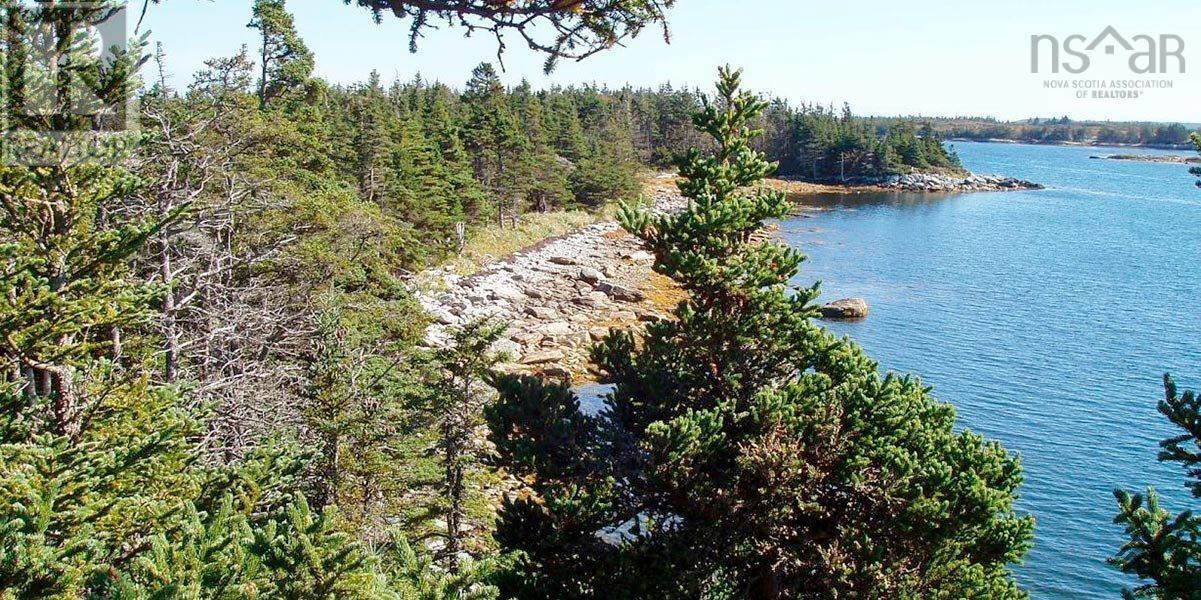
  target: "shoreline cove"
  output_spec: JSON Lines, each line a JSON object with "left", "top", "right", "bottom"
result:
{"left": 418, "top": 170, "right": 1043, "bottom": 382}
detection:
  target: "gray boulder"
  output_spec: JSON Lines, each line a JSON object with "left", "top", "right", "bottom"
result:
{"left": 597, "top": 281, "right": 645, "bottom": 303}
{"left": 578, "top": 266, "right": 605, "bottom": 283}
{"left": 820, "top": 298, "right": 870, "bottom": 320}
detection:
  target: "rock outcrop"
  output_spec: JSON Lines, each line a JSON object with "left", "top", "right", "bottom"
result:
{"left": 417, "top": 188, "right": 685, "bottom": 380}
{"left": 820, "top": 297, "right": 870, "bottom": 320}
{"left": 844, "top": 172, "right": 1043, "bottom": 192}
{"left": 419, "top": 170, "right": 1035, "bottom": 378}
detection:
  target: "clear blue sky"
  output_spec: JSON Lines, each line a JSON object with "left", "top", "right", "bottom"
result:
{"left": 140, "top": 0, "right": 1200, "bottom": 122}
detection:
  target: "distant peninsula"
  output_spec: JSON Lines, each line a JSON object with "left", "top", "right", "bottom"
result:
{"left": 1089, "top": 154, "right": 1201, "bottom": 164}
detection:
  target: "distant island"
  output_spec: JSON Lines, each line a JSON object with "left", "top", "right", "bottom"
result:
{"left": 1089, "top": 154, "right": 1201, "bottom": 164}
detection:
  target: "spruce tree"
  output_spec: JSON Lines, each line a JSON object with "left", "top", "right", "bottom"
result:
{"left": 354, "top": 70, "right": 392, "bottom": 204}
{"left": 428, "top": 319, "right": 505, "bottom": 572}
{"left": 461, "top": 63, "right": 529, "bottom": 226}
{"left": 513, "top": 83, "right": 572, "bottom": 213}
{"left": 544, "top": 94, "right": 588, "bottom": 163}
{"left": 1112, "top": 375, "right": 1201, "bottom": 598}
{"left": 248, "top": 0, "right": 314, "bottom": 107}
{"left": 489, "top": 67, "right": 1033, "bottom": 599}
{"left": 424, "top": 85, "right": 489, "bottom": 222}
{"left": 0, "top": 6, "right": 406, "bottom": 596}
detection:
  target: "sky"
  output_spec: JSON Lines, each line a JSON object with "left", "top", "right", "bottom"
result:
{"left": 138, "top": 0, "right": 1201, "bottom": 123}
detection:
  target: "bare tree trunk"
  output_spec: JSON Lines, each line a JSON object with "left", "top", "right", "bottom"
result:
{"left": 258, "top": 30, "right": 269, "bottom": 107}
{"left": 160, "top": 239, "right": 179, "bottom": 383}
{"left": 47, "top": 367, "right": 78, "bottom": 439}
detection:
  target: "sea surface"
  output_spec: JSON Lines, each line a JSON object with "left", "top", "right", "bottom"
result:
{"left": 786, "top": 141, "right": 1201, "bottom": 598}
{"left": 578, "top": 141, "right": 1201, "bottom": 598}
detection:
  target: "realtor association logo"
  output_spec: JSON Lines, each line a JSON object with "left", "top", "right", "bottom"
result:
{"left": 1030, "top": 26, "right": 1185, "bottom": 102}
{"left": 1031, "top": 26, "right": 1185, "bottom": 74}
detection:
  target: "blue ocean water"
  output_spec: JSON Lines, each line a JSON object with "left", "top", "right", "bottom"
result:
{"left": 784, "top": 141, "right": 1201, "bottom": 598}
{"left": 578, "top": 141, "right": 1201, "bottom": 597}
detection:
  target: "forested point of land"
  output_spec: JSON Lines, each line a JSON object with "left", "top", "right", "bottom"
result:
{"left": 880, "top": 116, "right": 1200, "bottom": 148}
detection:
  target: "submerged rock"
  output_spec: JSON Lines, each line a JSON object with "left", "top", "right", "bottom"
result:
{"left": 820, "top": 298, "right": 870, "bottom": 320}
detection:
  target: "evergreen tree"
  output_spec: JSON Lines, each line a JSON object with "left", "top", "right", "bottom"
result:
{"left": 427, "top": 319, "right": 505, "bottom": 572}
{"left": 489, "top": 68, "right": 1033, "bottom": 599}
{"left": 461, "top": 63, "right": 529, "bottom": 226}
{"left": 544, "top": 94, "right": 588, "bottom": 163}
{"left": 0, "top": 7, "right": 406, "bottom": 596}
{"left": 424, "top": 84, "right": 489, "bottom": 221}
{"left": 248, "top": 0, "right": 314, "bottom": 107}
{"left": 1112, "top": 375, "right": 1201, "bottom": 598}
{"left": 354, "top": 70, "right": 391, "bottom": 204}
{"left": 511, "top": 82, "right": 573, "bottom": 213}
{"left": 571, "top": 102, "right": 640, "bottom": 208}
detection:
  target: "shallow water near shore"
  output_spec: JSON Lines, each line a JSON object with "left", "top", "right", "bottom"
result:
{"left": 579, "top": 141, "right": 1201, "bottom": 597}
{"left": 786, "top": 141, "right": 1201, "bottom": 598}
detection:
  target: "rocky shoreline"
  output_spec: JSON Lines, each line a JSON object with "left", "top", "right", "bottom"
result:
{"left": 419, "top": 171, "right": 1042, "bottom": 380}
{"left": 418, "top": 187, "right": 687, "bottom": 380}
{"left": 837, "top": 172, "right": 1044, "bottom": 192}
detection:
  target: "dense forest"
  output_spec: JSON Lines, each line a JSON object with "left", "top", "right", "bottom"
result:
{"left": 129, "top": 39, "right": 968, "bottom": 267}
{"left": 883, "top": 116, "right": 1201, "bottom": 147}
{"left": 2, "top": 1, "right": 1198, "bottom": 598}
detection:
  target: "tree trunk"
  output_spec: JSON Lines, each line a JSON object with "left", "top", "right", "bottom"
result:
{"left": 750, "top": 564, "right": 780, "bottom": 599}
{"left": 444, "top": 429, "right": 465, "bottom": 573}
{"left": 258, "top": 31, "right": 269, "bottom": 107}
{"left": 160, "top": 239, "right": 179, "bottom": 383}
{"left": 314, "top": 430, "right": 340, "bottom": 510}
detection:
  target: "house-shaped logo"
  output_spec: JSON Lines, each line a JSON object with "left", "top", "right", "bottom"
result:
{"left": 1085, "top": 26, "right": 1133, "bottom": 55}
{"left": 1031, "top": 27, "right": 1185, "bottom": 74}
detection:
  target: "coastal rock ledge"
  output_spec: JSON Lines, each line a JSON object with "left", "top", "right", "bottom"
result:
{"left": 417, "top": 187, "right": 686, "bottom": 380}
{"left": 860, "top": 172, "right": 1043, "bottom": 192}
{"left": 820, "top": 298, "right": 870, "bottom": 320}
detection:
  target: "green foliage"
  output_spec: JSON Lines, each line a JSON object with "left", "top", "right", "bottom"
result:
{"left": 424, "top": 319, "right": 506, "bottom": 571}
{"left": 1112, "top": 374, "right": 1201, "bottom": 599}
{"left": 490, "top": 67, "right": 1033, "bottom": 599}
{"left": 0, "top": 6, "right": 428, "bottom": 596}
{"left": 248, "top": 0, "right": 315, "bottom": 106}
{"left": 0, "top": 162, "right": 165, "bottom": 438}
{"left": 349, "top": 0, "right": 676, "bottom": 73}
{"left": 786, "top": 105, "right": 962, "bottom": 180}
{"left": 302, "top": 294, "right": 427, "bottom": 531}
{"left": 899, "top": 116, "right": 1199, "bottom": 147}
{"left": 0, "top": 1, "right": 1036, "bottom": 595}
{"left": 382, "top": 530, "right": 500, "bottom": 600}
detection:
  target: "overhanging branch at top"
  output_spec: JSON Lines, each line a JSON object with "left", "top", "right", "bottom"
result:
{"left": 346, "top": 0, "right": 675, "bottom": 72}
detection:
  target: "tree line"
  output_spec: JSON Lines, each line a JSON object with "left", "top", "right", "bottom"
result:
{"left": 1, "top": 1, "right": 1197, "bottom": 598}
{"left": 883, "top": 116, "right": 1200, "bottom": 148}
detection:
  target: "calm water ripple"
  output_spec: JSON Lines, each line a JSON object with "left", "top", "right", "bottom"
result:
{"left": 786, "top": 141, "right": 1201, "bottom": 598}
